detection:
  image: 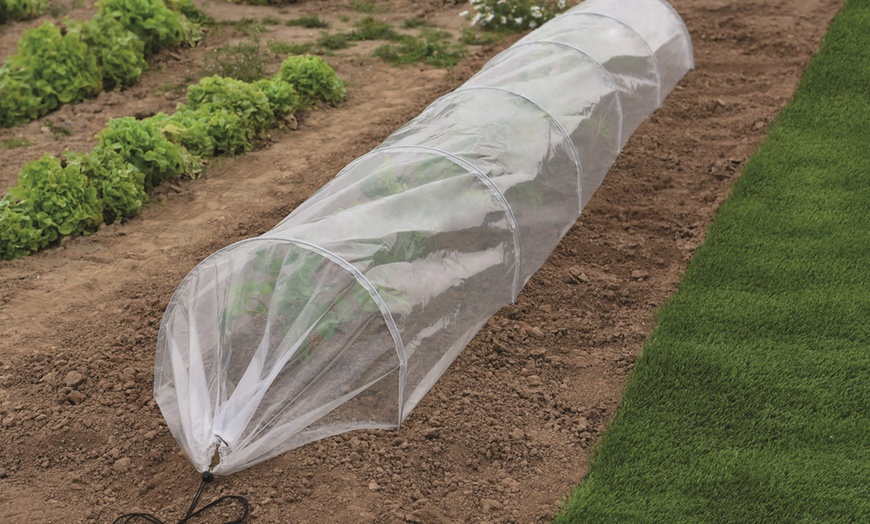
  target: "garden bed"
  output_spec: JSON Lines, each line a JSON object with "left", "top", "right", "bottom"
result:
{"left": 0, "top": 0, "right": 842, "bottom": 521}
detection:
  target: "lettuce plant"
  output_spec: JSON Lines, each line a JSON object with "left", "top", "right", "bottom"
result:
{"left": 1, "top": 51, "right": 345, "bottom": 258}
{"left": 0, "top": 0, "right": 201, "bottom": 128}
{"left": 254, "top": 79, "right": 302, "bottom": 118}
{"left": 70, "top": 14, "right": 149, "bottom": 90}
{"left": 67, "top": 149, "right": 149, "bottom": 224}
{"left": 3, "top": 155, "right": 103, "bottom": 250}
{"left": 172, "top": 104, "right": 251, "bottom": 156}
{"left": 0, "top": 70, "right": 43, "bottom": 127}
{"left": 0, "top": 23, "right": 102, "bottom": 126}
{"left": 276, "top": 55, "right": 346, "bottom": 109}
{"left": 96, "top": 0, "right": 199, "bottom": 56}
{"left": 0, "top": 0, "right": 49, "bottom": 23}
{"left": 187, "top": 76, "right": 276, "bottom": 135}
{"left": 96, "top": 117, "right": 187, "bottom": 190}
{"left": 0, "top": 197, "right": 43, "bottom": 260}
{"left": 150, "top": 109, "right": 217, "bottom": 158}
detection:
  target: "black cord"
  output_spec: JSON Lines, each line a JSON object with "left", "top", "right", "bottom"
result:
{"left": 113, "top": 472, "right": 250, "bottom": 524}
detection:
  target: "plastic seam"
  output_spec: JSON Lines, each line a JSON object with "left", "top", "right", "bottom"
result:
{"left": 453, "top": 85, "right": 585, "bottom": 215}
{"left": 374, "top": 144, "right": 524, "bottom": 302}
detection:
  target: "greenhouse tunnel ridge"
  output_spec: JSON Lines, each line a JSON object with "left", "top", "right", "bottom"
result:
{"left": 155, "top": 0, "right": 695, "bottom": 475}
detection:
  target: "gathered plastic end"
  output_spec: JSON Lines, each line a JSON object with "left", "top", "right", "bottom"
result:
{"left": 157, "top": 238, "right": 406, "bottom": 475}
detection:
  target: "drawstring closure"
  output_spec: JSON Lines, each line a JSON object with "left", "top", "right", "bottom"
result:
{"left": 113, "top": 472, "right": 249, "bottom": 524}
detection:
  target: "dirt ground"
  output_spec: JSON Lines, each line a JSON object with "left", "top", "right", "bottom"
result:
{"left": 0, "top": 0, "right": 842, "bottom": 522}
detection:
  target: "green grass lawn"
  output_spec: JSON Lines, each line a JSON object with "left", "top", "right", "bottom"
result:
{"left": 555, "top": 0, "right": 870, "bottom": 522}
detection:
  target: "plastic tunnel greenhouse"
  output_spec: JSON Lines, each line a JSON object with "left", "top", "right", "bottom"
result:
{"left": 155, "top": 0, "right": 694, "bottom": 475}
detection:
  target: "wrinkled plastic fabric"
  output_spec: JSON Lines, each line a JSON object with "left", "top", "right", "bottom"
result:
{"left": 155, "top": 0, "right": 694, "bottom": 475}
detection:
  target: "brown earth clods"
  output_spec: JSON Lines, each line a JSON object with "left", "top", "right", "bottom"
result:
{"left": 0, "top": 0, "right": 842, "bottom": 522}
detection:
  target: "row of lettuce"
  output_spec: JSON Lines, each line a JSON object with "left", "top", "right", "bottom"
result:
{"left": 0, "top": 0, "right": 203, "bottom": 128}
{"left": 0, "top": 0, "right": 48, "bottom": 23}
{"left": 0, "top": 55, "right": 346, "bottom": 260}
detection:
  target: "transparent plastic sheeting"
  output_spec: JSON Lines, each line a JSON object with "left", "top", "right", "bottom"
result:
{"left": 155, "top": 0, "right": 693, "bottom": 475}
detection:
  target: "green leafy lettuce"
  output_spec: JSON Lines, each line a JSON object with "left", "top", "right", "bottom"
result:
{"left": 0, "top": 155, "right": 103, "bottom": 258}
{"left": 276, "top": 55, "right": 346, "bottom": 109}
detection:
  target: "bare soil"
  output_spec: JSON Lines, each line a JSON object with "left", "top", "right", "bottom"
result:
{"left": 0, "top": 0, "right": 842, "bottom": 522}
